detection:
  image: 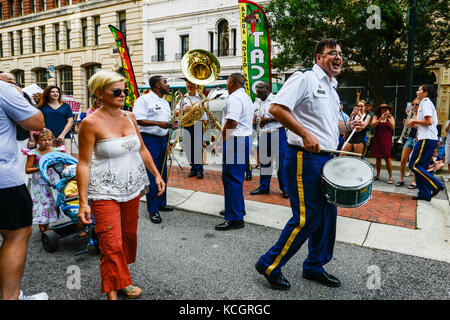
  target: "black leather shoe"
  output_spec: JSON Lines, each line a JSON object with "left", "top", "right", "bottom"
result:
{"left": 215, "top": 220, "right": 244, "bottom": 231}
{"left": 255, "top": 263, "right": 290, "bottom": 290}
{"left": 149, "top": 212, "right": 162, "bottom": 224}
{"left": 197, "top": 172, "right": 203, "bottom": 179}
{"left": 411, "top": 196, "right": 431, "bottom": 202}
{"left": 159, "top": 205, "right": 174, "bottom": 212}
{"left": 250, "top": 189, "right": 269, "bottom": 195}
{"left": 188, "top": 170, "right": 196, "bottom": 177}
{"left": 431, "top": 186, "right": 444, "bottom": 198}
{"left": 302, "top": 271, "right": 341, "bottom": 287}
{"left": 282, "top": 190, "right": 289, "bottom": 198}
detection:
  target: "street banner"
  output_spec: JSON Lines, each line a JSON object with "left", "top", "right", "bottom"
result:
{"left": 238, "top": 0, "right": 272, "bottom": 101}
{"left": 108, "top": 24, "right": 139, "bottom": 109}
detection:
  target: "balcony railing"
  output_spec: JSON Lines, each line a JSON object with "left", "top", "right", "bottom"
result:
{"left": 151, "top": 55, "right": 166, "bottom": 62}
{"left": 210, "top": 48, "right": 237, "bottom": 57}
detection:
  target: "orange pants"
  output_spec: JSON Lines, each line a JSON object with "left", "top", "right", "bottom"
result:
{"left": 90, "top": 196, "right": 140, "bottom": 294}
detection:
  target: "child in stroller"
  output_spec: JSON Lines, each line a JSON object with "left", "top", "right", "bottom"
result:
{"left": 38, "top": 152, "right": 98, "bottom": 255}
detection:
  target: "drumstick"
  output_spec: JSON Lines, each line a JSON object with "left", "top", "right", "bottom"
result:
{"left": 341, "top": 127, "right": 356, "bottom": 151}
{"left": 321, "top": 148, "right": 362, "bottom": 157}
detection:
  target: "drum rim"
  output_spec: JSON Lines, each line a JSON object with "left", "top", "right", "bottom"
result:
{"left": 322, "top": 157, "right": 374, "bottom": 188}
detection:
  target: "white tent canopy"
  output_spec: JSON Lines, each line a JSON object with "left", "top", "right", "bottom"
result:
{"left": 23, "top": 84, "right": 44, "bottom": 96}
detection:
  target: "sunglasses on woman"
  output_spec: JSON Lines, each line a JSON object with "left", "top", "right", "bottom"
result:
{"left": 112, "top": 88, "right": 129, "bottom": 97}
{"left": 412, "top": 103, "right": 419, "bottom": 106}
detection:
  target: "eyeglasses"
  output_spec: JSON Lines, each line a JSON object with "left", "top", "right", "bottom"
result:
{"left": 322, "top": 50, "right": 344, "bottom": 58}
{"left": 112, "top": 88, "right": 129, "bottom": 97}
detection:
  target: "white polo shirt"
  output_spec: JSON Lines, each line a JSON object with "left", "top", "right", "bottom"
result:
{"left": 253, "top": 93, "right": 282, "bottom": 133}
{"left": 222, "top": 88, "right": 253, "bottom": 137}
{"left": 416, "top": 97, "right": 438, "bottom": 141}
{"left": 176, "top": 93, "right": 207, "bottom": 121}
{"left": 133, "top": 91, "right": 171, "bottom": 136}
{"left": 272, "top": 64, "right": 340, "bottom": 150}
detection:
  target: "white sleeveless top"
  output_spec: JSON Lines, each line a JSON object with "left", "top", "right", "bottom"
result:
{"left": 87, "top": 112, "right": 150, "bottom": 202}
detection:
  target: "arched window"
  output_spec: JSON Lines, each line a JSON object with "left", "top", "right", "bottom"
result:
{"left": 34, "top": 68, "right": 48, "bottom": 89}
{"left": 11, "top": 70, "right": 24, "bottom": 87}
{"left": 217, "top": 20, "right": 229, "bottom": 57}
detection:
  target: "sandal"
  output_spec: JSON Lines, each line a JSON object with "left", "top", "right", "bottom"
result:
{"left": 387, "top": 179, "right": 393, "bottom": 184}
{"left": 395, "top": 181, "right": 404, "bottom": 187}
{"left": 118, "top": 285, "right": 143, "bottom": 299}
{"left": 373, "top": 176, "right": 380, "bottom": 180}
{"left": 408, "top": 184, "right": 417, "bottom": 189}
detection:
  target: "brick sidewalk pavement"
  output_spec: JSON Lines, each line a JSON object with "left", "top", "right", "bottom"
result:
{"left": 168, "top": 167, "right": 417, "bottom": 230}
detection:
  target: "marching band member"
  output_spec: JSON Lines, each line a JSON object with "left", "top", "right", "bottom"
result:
{"left": 255, "top": 39, "right": 361, "bottom": 290}
{"left": 176, "top": 80, "right": 207, "bottom": 179}
{"left": 407, "top": 84, "right": 444, "bottom": 201}
{"left": 250, "top": 81, "right": 288, "bottom": 198}
{"left": 213, "top": 73, "right": 253, "bottom": 231}
{"left": 133, "top": 75, "right": 176, "bottom": 224}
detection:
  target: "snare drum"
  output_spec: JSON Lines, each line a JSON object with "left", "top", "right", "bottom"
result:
{"left": 322, "top": 157, "right": 373, "bottom": 208}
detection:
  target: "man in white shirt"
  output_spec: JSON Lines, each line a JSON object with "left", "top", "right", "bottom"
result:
{"left": 407, "top": 84, "right": 444, "bottom": 201}
{"left": 250, "top": 81, "right": 288, "bottom": 198}
{"left": 213, "top": 73, "right": 253, "bottom": 231}
{"left": 176, "top": 80, "right": 207, "bottom": 179}
{"left": 133, "top": 75, "right": 176, "bottom": 224}
{"left": 255, "top": 39, "right": 361, "bottom": 290}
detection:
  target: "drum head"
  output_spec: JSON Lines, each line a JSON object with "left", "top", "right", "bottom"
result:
{"left": 323, "top": 157, "right": 373, "bottom": 188}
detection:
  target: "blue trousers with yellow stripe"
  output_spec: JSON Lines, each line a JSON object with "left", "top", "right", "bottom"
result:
{"left": 257, "top": 146, "right": 337, "bottom": 277}
{"left": 409, "top": 139, "right": 443, "bottom": 199}
{"left": 222, "top": 136, "right": 250, "bottom": 221}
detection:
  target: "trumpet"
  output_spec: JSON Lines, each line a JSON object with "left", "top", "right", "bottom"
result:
{"left": 397, "top": 109, "right": 414, "bottom": 144}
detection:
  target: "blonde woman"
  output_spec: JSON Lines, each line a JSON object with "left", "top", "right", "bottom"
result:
{"left": 76, "top": 70, "right": 165, "bottom": 300}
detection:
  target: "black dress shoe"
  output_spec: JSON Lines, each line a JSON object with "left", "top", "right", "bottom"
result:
{"left": 255, "top": 263, "right": 290, "bottom": 290}
{"left": 159, "top": 205, "right": 174, "bottom": 212}
{"left": 302, "top": 271, "right": 341, "bottom": 287}
{"left": 431, "top": 186, "right": 444, "bottom": 198}
{"left": 188, "top": 170, "right": 196, "bottom": 177}
{"left": 149, "top": 212, "right": 162, "bottom": 224}
{"left": 411, "top": 196, "right": 431, "bottom": 202}
{"left": 197, "top": 172, "right": 203, "bottom": 179}
{"left": 282, "top": 190, "right": 289, "bottom": 198}
{"left": 250, "top": 189, "right": 269, "bottom": 195}
{"left": 215, "top": 220, "right": 244, "bottom": 231}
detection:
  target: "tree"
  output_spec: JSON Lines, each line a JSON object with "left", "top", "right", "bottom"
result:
{"left": 265, "top": 0, "right": 449, "bottom": 106}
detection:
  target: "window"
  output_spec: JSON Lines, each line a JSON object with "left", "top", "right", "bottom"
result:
{"left": 65, "top": 22, "right": 71, "bottom": 49}
{"left": 18, "top": 0, "right": 23, "bottom": 16}
{"left": 54, "top": 0, "right": 60, "bottom": 8}
{"left": 19, "top": 31, "right": 23, "bottom": 55}
{"left": 94, "top": 16, "right": 100, "bottom": 45}
{"left": 54, "top": 23, "right": 60, "bottom": 50}
{"left": 217, "top": 20, "right": 229, "bottom": 57}
{"left": 12, "top": 70, "right": 24, "bottom": 87}
{"left": 40, "top": 26, "right": 45, "bottom": 52}
{"left": 0, "top": 4, "right": 3, "bottom": 20}
{"left": 85, "top": 64, "right": 101, "bottom": 106}
{"left": 81, "top": 18, "right": 88, "bottom": 47}
{"left": 31, "top": 0, "right": 36, "bottom": 13}
{"left": 0, "top": 35, "right": 3, "bottom": 57}
{"left": 181, "top": 35, "right": 189, "bottom": 57}
{"left": 9, "top": 32, "right": 14, "bottom": 56}
{"left": 156, "top": 38, "right": 164, "bottom": 62}
{"left": 35, "top": 69, "right": 48, "bottom": 89}
{"left": 59, "top": 67, "right": 73, "bottom": 96}
{"left": 118, "top": 11, "right": 126, "bottom": 38}
{"left": 209, "top": 32, "right": 214, "bottom": 53}
{"left": 9, "top": 0, "right": 14, "bottom": 18}
{"left": 31, "top": 28, "right": 36, "bottom": 53}
{"left": 41, "top": 0, "right": 46, "bottom": 11}
{"left": 231, "top": 29, "right": 236, "bottom": 56}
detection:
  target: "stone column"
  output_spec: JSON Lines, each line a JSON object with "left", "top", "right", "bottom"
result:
{"left": 1, "top": 32, "right": 10, "bottom": 57}
{"left": 23, "top": 28, "right": 32, "bottom": 55}
{"left": 36, "top": 26, "right": 43, "bottom": 53}
{"left": 46, "top": 23, "right": 56, "bottom": 52}
{"left": 59, "top": 21, "right": 67, "bottom": 50}
{"left": 87, "top": 16, "right": 95, "bottom": 47}
{"left": 13, "top": 31, "right": 20, "bottom": 56}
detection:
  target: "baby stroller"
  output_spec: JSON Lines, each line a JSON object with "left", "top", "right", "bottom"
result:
{"left": 38, "top": 152, "right": 98, "bottom": 255}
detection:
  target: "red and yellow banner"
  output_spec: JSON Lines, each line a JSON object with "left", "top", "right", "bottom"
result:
{"left": 109, "top": 24, "right": 139, "bottom": 109}
{"left": 238, "top": 0, "right": 272, "bottom": 101}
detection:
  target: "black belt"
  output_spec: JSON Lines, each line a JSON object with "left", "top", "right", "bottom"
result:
{"left": 288, "top": 144, "right": 333, "bottom": 156}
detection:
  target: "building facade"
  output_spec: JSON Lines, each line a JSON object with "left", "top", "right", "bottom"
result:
{"left": 142, "top": 0, "right": 273, "bottom": 84}
{"left": 0, "top": 0, "right": 143, "bottom": 110}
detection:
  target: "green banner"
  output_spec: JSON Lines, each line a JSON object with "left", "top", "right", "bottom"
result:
{"left": 109, "top": 24, "right": 139, "bottom": 109}
{"left": 238, "top": 0, "right": 272, "bottom": 101}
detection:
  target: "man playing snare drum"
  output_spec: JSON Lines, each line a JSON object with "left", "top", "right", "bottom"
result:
{"left": 254, "top": 39, "right": 362, "bottom": 290}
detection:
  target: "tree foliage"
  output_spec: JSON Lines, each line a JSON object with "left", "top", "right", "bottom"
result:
{"left": 265, "top": 0, "right": 449, "bottom": 105}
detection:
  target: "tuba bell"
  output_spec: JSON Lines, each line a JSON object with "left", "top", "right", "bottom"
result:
{"left": 179, "top": 49, "right": 222, "bottom": 130}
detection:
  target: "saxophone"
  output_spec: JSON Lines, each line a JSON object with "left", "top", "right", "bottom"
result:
{"left": 397, "top": 109, "right": 415, "bottom": 144}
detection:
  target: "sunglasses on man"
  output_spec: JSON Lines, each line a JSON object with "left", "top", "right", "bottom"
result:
{"left": 112, "top": 88, "right": 129, "bottom": 97}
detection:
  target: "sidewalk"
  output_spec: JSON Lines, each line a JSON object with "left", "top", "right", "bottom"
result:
{"left": 144, "top": 154, "right": 450, "bottom": 264}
